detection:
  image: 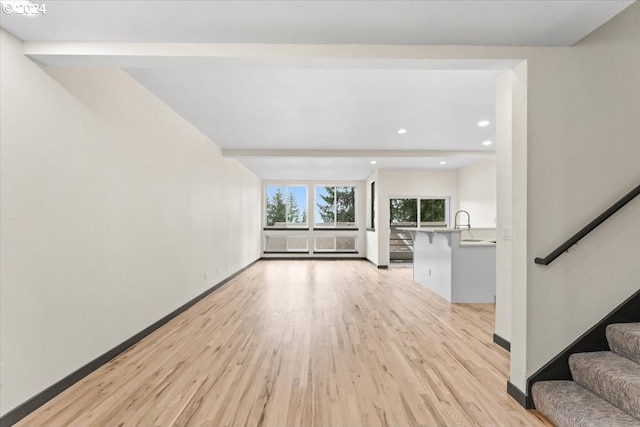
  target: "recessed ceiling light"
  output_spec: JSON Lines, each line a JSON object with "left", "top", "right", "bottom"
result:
{"left": 482, "top": 140, "right": 493, "bottom": 146}
{"left": 370, "top": 160, "right": 377, "bottom": 164}
{"left": 478, "top": 120, "right": 490, "bottom": 127}
{"left": 439, "top": 161, "right": 447, "bottom": 165}
{"left": 397, "top": 128, "right": 407, "bottom": 134}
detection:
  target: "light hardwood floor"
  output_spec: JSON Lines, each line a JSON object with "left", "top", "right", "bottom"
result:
{"left": 18, "top": 260, "right": 551, "bottom": 427}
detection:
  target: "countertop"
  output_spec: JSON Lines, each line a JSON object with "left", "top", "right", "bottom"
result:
{"left": 397, "top": 227, "right": 496, "bottom": 246}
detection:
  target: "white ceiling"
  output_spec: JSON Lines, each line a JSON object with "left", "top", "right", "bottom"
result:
{"left": 125, "top": 67, "right": 499, "bottom": 151}
{"left": 236, "top": 156, "right": 483, "bottom": 181}
{"left": 1, "top": 0, "right": 634, "bottom": 180}
{"left": 0, "top": 1, "right": 633, "bottom": 46}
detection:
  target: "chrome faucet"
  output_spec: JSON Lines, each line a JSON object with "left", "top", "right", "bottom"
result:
{"left": 454, "top": 210, "right": 471, "bottom": 229}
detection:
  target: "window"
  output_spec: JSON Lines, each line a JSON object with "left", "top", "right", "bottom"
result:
{"left": 389, "top": 197, "right": 448, "bottom": 263}
{"left": 390, "top": 197, "right": 448, "bottom": 227}
{"left": 315, "top": 186, "right": 356, "bottom": 228}
{"left": 262, "top": 183, "right": 359, "bottom": 255}
{"left": 370, "top": 181, "right": 375, "bottom": 229}
{"left": 265, "top": 185, "right": 307, "bottom": 228}
{"left": 286, "top": 236, "right": 308, "bottom": 252}
{"left": 420, "top": 198, "right": 447, "bottom": 227}
{"left": 390, "top": 198, "right": 418, "bottom": 226}
{"left": 264, "top": 235, "right": 309, "bottom": 252}
{"left": 336, "top": 236, "right": 357, "bottom": 251}
{"left": 314, "top": 236, "right": 357, "bottom": 252}
{"left": 315, "top": 236, "right": 335, "bottom": 251}
{"left": 265, "top": 236, "right": 286, "bottom": 252}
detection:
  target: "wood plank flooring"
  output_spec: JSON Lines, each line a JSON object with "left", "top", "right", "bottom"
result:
{"left": 17, "top": 260, "right": 551, "bottom": 426}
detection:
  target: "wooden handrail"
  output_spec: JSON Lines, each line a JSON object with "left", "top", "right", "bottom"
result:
{"left": 535, "top": 183, "right": 640, "bottom": 266}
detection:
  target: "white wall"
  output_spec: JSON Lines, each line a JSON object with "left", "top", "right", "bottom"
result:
{"left": 457, "top": 159, "right": 497, "bottom": 228}
{"left": 376, "top": 169, "right": 459, "bottom": 266}
{"left": 495, "top": 71, "right": 514, "bottom": 344}
{"left": 509, "top": 60, "right": 529, "bottom": 390}
{"left": 0, "top": 30, "right": 261, "bottom": 415}
{"left": 523, "top": 4, "right": 640, "bottom": 390}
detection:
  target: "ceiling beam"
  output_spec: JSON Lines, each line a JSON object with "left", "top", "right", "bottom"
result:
{"left": 22, "top": 41, "right": 532, "bottom": 68}
{"left": 223, "top": 150, "right": 494, "bottom": 158}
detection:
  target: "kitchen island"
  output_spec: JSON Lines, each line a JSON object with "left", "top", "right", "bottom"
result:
{"left": 399, "top": 228, "right": 496, "bottom": 303}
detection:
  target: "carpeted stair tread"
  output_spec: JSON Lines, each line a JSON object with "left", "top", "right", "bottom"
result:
{"left": 569, "top": 351, "right": 640, "bottom": 419}
{"left": 608, "top": 323, "right": 640, "bottom": 364}
{"left": 532, "top": 380, "right": 640, "bottom": 427}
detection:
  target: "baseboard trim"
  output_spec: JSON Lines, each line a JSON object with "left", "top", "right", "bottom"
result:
{"left": 260, "top": 256, "right": 366, "bottom": 261}
{"left": 263, "top": 251, "right": 310, "bottom": 254}
{"left": 0, "top": 258, "right": 260, "bottom": 427}
{"left": 507, "top": 381, "right": 532, "bottom": 409}
{"left": 493, "top": 333, "right": 511, "bottom": 352}
{"left": 312, "top": 251, "right": 359, "bottom": 255}
{"left": 363, "top": 259, "right": 389, "bottom": 269}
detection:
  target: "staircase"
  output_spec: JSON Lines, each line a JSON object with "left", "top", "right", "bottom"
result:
{"left": 532, "top": 323, "right": 640, "bottom": 427}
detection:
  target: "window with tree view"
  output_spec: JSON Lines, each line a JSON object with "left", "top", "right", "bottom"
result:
{"left": 390, "top": 197, "right": 448, "bottom": 227}
{"left": 265, "top": 185, "right": 307, "bottom": 227}
{"left": 420, "top": 199, "right": 447, "bottom": 226}
{"left": 315, "top": 186, "right": 356, "bottom": 228}
{"left": 390, "top": 198, "right": 418, "bottom": 225}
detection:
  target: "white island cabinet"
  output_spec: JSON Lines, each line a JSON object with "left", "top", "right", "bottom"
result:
{"left": 400, "top": 228, "right": 496, "bottom": 303}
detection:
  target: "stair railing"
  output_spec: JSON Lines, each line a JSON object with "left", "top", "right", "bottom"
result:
{"left": 534, "top": 183, "right": 640, "bottom": 266}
